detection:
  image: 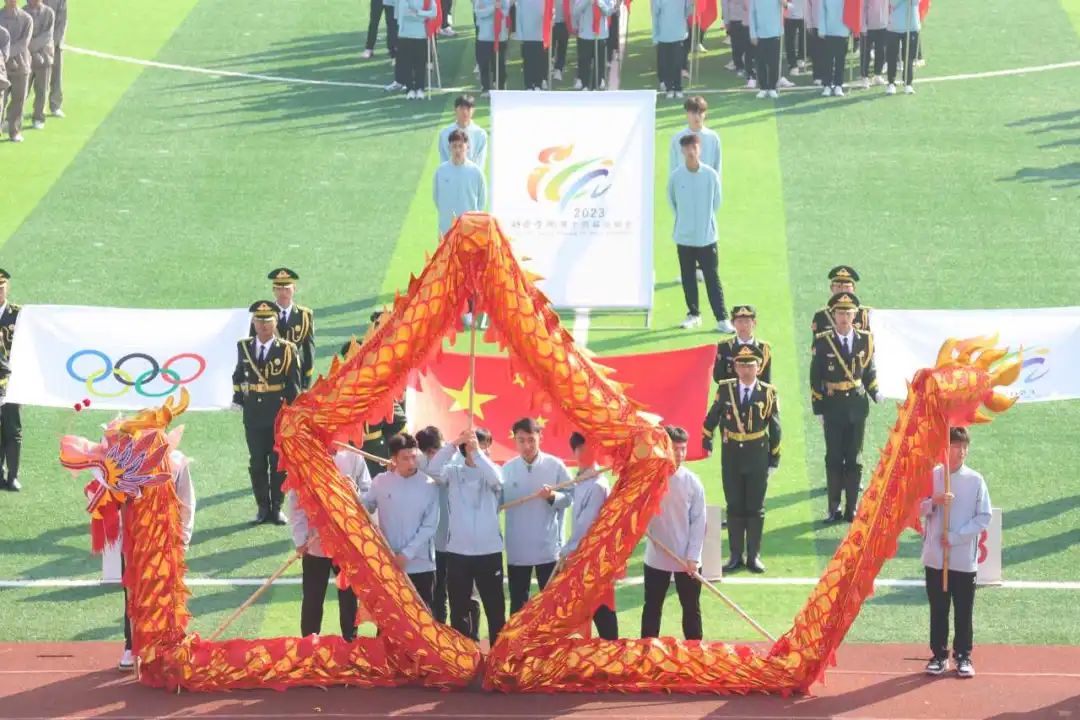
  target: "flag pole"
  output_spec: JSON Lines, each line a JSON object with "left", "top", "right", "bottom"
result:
{"left": 778, "top": 0, "right": 786, "bottom": 90}
{"left": 689, "top": 6, "right": 701, "bottom": 89}
{"left": 432, "top": 34, "right": 444, "bottom": 88}
{"left": 904, "top": 0, "right": 913, "bottom": 87}
{"left": 427, "top": 35, "right": 433, "bottom": 97}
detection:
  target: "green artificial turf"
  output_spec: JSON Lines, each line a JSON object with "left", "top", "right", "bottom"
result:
{"left": 0, "top": 0, "right": 1076, "bottom": 645}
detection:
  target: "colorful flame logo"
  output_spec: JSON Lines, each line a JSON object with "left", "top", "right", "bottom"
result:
{"left": 527, "top": 145, "right": 615, "bottom": 212}
{"left": 1000, "top": 347, "right": 1050, "bottom": 383}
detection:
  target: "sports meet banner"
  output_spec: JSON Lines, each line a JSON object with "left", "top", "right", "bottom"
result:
{"left": 490, "top": 90, "right": 656, "bottom": 310}
{"left": 6, "top": 305, "right": 251, "bottom": 411}
{"left": 406, "top": 345, "right": 716, "bottom": 463}
{"left": 870, "top": 307, "right": 1080, "bottom": 403}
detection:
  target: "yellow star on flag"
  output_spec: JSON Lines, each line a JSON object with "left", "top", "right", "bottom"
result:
{"left": 535, "top": 415, "right": 549, "bottom": 428}
{"left": 512, "top": 373, "right": 526, "bottom": 388}
{"left": 442, "top": 377, "right": 497, "bottom": 420}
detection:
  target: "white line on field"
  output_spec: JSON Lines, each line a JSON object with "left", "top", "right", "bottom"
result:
{"left": 65, "top": 45, "right": 1080, "bottom": 96}
{"left": 2, "top": 576, "right": 1078, "bottom": 589}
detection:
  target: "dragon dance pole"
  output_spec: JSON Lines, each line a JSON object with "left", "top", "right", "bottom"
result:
{"left": 207, "top": 550, "right": 302, "bottom": 642}
{"left": 942, "top": 425, "right": 952, "bottom": 591}
{"left": 467, "top": 295, "right": 478, "bottom": 430}
{"left": 648, "top": 532, "right": 776, "bottom": 642}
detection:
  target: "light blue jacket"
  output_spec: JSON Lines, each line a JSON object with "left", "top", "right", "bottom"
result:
{"left": 919, "top": 465, "right": 991, "bottom": 573}
{"left": 817, "top": 0, "right": 850, "bottom": 37}
{"left": 427, "top": 444, "right": 505, "bottom": 557}
{"left": 667, "top": 163, "right": 722, "bottom": 247}
{"left": 787, "top": 0, "right": 805, "bottom": 20}
{"left": 561, "top": 472, "right": 610, "bottom": 558}
{"left": 476, "top": 0, "right": 512, "bottom": 42}
{"left": 887, "top": 0, "right": 920, "bottom": 33}
{"left": 433, "top": 160, "right": 487, "bottom": 235}
{"left": 517, "top": 0, "right": 547, "bottom": 41}
{"left": 396, "top": 0, "right": 438, "bottom": 39}
{"left": 652, "top": 0, "right": 691, "bottom": 44}
{"left": 363, "top": 469, "right": 440, "bottom": 574}
{"left": 644, "top": 466, "right": 706, "bottom": 573}
{"left": 438, "top": 121, "right": 489, "bottom": 168}
{"left": 573, "top": 0, "right": 616, "bottom": 40}
{"left": 502, "top": 451, "right": 573, "bottom": 566}
{"left": 749, "top": 0, "right": 783, "bottom": 39}
{"left": 670, "top": 126, "right": 722, "bottom": 176}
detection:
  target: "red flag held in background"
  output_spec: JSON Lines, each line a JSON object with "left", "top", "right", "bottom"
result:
{"left": 425, "top": 0, "right": 443, "bottom": 37}
{"left": 593, "top": 1, "right": 603, "bottom": 34}
{"left": 563, "top": 0, "right": 576, "bottom": 33}
{"left": 694, "top": 0, "right": 719, "bottom": 31}
{"left": 494, "top": 2, "right": 512, "bottom": 54}
{"left": 919, "top": 0, "right": 931, "bottom": 21}
{"left": 543, "top": 0, "right": 555, "bottom": 48}
{"left": 842, "top": 0, "right": 862, "bottom": 36}
{"left": 407, "top": 346, "right": 717, "bottom": 464}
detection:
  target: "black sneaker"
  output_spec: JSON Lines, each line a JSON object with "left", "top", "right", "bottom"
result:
{"left": 955, "top": 656, "right": 975, "bottom": 678}
{"left": 925, "top": 657, "right": 949, "bottom": 675}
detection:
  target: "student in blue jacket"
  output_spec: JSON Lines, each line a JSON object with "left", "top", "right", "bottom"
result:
{"left": 573, "top": 0, "right": 616, "bottom": 90}
{"left": 652, "top": 0, "right": 692, "bottom": 98}
{"left": 885, "top": 0, "right": 920, "bottom": 94}
{"left": 749, "top": 0, "right": 783, "bottom": 98}
{"left": 476, "top": 0, "right": 511, "bottom": 93}
{"left": 394, "top": 0, "right": 438, "bottom": 99}
{"left": 815, "top": 0, "right": 849, "bottom": 96}
{"left": 517, "top": 0, "right": 548, "bottom": 89}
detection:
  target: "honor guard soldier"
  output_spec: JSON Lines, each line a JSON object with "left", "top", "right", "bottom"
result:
{"left": 702, "top": 345, "right": 780, "bottom": 573}
{"left": 0, "top": 269, "right": 21, "bottom": 491}
{"left": 810, "top": 265, "right": 872, "bottom": 338}
{"left": 713, "top": 305, "right": 773, "bottom": 384}
{"left": 233, "top": 301, "right": 303, "bottom": 525}
{"left": 810, "top": 292, "right": 881, "bottom": 523}
{"left": 255, "top": 268, "right": 315, "bottom": 390}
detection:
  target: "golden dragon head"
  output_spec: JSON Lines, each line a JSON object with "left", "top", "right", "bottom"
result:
{"left": 915, "top": 335, "right": 1023, "bottom": 428}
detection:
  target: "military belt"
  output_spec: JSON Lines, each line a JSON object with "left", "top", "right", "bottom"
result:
{"left": 249, "top": 383, "right": 284, "bottom": 393}
{"left": 826, "top": 380, "right": 863, "bottom": 392}
{"left": 724, "top": 430, "right": 767, "bottom": 442}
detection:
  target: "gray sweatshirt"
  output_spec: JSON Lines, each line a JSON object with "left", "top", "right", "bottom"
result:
{"left": 920, "top": 464, "right": 992, "bottom": 574}
{"left": 502, "top": 451, "right": 573, "bottom": 566}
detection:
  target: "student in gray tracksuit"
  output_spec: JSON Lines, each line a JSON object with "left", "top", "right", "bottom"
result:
{"left": 0, "top": 0, "right": 32, "bottom": 142}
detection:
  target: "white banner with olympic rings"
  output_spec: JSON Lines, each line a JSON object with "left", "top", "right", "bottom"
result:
{"left": 5, "top": 305, "right": 252, "bottom": 410}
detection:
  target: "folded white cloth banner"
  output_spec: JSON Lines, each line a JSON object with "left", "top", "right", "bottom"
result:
{"left": 6, "top": 305, "right": 251, "bottom": 410}
{"left": 870, "top": 307, "right": 1080, "bottom": 403}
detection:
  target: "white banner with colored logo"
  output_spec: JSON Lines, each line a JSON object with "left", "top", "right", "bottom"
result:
{"left": 870, "top": 307, "right": 1080, "bottom": 403}
{"left": 6, "top": 305, "right": 251, "bottom": 411}
{"left": 490, "top": 90, "right": 656, "bottom": 310}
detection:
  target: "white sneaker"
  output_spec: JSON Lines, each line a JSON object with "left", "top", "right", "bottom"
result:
{"left": 52, "top": 108, "right": 65, "bottom": 118}
{"left": 674, "top": 91, "right": 684, "bottom": 99}
{"left": 10, "top": 133, "right": 23, "bottom": 143}
{"left": 904, "top": 84, "right": 915, "bottom": 94}
{"left": 659, "top": 81, "right": 667, "bottom": 92}
{"left": 822, "top": 85, "right": 833, "bottom": 96}
{"left": 778, "top": 76, "right": 795, "bottom": 88}
{"left": 813, "top": 78, "right": 822, "bottom": 86}
{"left": 746, "top": 77, "right": 757, "bottom": 89}
{"left": 541, "top": 79, "right": 548, "bottom": 89}
{"left": 385, "top": 81, "right": 404, "bottom": 91}
{"left": 798, "top": 60, "right": 806, "bottom": 70}
{"left": 406, "top": 90, "right": 417, "bottom": 99}
{"left": 573, "top": 78, "right": 583, "bottom": 90}
{"left": 600, "top": 79, "right": 606, "bottom": 89}
{"left": 697, "top": 43, "right": 707, "bottom": 52}
{"left": 362, "top": 49, "right": 374, "bottom": 59}
{"left": 915, "top": 58, "right": 926, "bottom": 67}
{"left": 767, "top": 89, "right": 779, "bottom": 98}
{"left": 716, "top": 319, "right": 735, "bottom": 334}
{"left": 680, "top": 314, "right": 703, "bottom": 330}
{"left": 872, "top": 74, "right": 887, "bottom": 86}
{"left": 789, "top": 66, "right": 800, "bottom": 76}
{"left": 859, "top": 76, "right": 870, "bottom": 89}
{"left": 118, "top": 649, "right": 135, "bottom": 672}
{"left": 553, "top": 69, "right": 563, "bottom": 81}
{"left": 439, "top": 27, "right": 456, "bottom": 36}
{"left": 756, "top": 90, "right": 767, "bottom": 99}
{"left": 32, "top": 121, "right": 44, "bottom": 130}
{"left": 473, "top": 63, "right": 480, "bottom": 75}
{"left": 682, "top": 69, "right": 691, "bottom": 78}
{"left": 885, "top": 83, "right": 897, "bottom": 95}
{"left": 666, "top": 90, "right": 675, "bottom": 99}
{"left": 725, "top": 61, "right": 736, "bottom": 71}
{"left": 416, "top": 89, "right": 426, "bottom": 99}
{"left": 833, "top": 86, "right": 845, "bottom": 97}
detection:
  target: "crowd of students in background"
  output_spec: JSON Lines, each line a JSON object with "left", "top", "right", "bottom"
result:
{"left": 1, "top": 0, "right": 66, "bottom": 143}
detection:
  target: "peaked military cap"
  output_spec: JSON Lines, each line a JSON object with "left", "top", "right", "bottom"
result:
{"left": 828, "top": 265, "right": 860, "bottom": 283}
{"left": 249, "top": 300, "right": 279, "bottom": 319}
{"left": 268, "top": 267, "right": 299, "bottom": 286}
{"left": 730, "top": 305, "right": 757, "bottom": 320}
{"left": 828, "top": 292, "right": 861, "bottom": 311}
{"left": 733, "top": 344, "right": 764, "bottom": 364}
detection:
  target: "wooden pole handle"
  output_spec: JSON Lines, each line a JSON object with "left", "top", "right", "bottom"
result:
{"left": 333, "top": 441, "right": 391, "bottom": 467}
{"left": 207, "top": 550, "right": 302, "bottom": 642}
{"left": 647, "top": 532, "right": 776, "bottom": 643}
{"left": 498, "top": 467, "right": 609, "bottom": 511}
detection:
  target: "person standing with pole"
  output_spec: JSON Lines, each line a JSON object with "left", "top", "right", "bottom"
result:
{"left": 394, "top": 0, "right": 437, "bottom": 99}
{"left": 573, "top": 0, "right": 615, "bottom": 91}
{"left": 475, "top": 0, "right": 510, "bottom": 95}
{"left": 885, "top": 0, "right": 919, "bottom": 94}
{"left": 552, "top": 0, "right": 570, "bottom": 82}
{"left": 920, "top": 427, "right": 990, "bottom": 678}
{"left": 518, "top": 0, "right": 547, "bottom": 90}
{"left": 815, "top": 0, "right": 849, "bottom": 96}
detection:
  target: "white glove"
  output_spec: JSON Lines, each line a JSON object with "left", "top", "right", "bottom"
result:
{"left": 767, "top": 467, "right": 776, "bottom": 478}
{"left": 873, "top": 392, "right": 883, "bottom": 403}
{"left": 818, "top": 415, "right": 825, "bottom": 426}
{"left": 230, "top": 402, "right": 243, "bottom": 411}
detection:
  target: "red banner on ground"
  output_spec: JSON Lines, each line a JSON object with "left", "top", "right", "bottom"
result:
{"left": 408, "top": 345, "right": 716, "bottom": 463}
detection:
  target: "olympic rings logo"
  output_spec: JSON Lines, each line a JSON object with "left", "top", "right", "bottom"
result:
{"left": 66, "top": 350, "right": 207, "bottom": 398}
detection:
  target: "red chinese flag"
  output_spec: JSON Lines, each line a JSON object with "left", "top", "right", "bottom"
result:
{"left": 593, "top": 1, "right": 603, "bottom": 33}
{"left": 543, "top": 0, "right": 555, "bottom": 48}
{"left": 425, "top": 0, "right": 443, "bottom": 37}
{"left": 563, "top": 0, "right": 576, "bottom": 34}
{"left": 408, "top": 346, "right": 716, "bottom": 463}
{"left": 919, "top": 0, "right": 931, "bottom": 21}
{"left": 694, "top": 0, "right": 719, "bottom": 31}
{"left": 843, "top": 0, "right": 862, "bottom": 36}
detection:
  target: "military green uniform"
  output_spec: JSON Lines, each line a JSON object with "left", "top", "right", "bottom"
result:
{"left": 0, "top": 271, "right": 22, "bottom": 491}
{"left": 810, "top": 265, "right": 872, "bottom": 339}
{"left": 810, "top": 292, "right": 880, "bottom": 522}
{"left": 360, "top": 400, "right": 407, "bottom": 478}
{"left": 272, "top": 304, "right": 315, "bottom": 389}
{"left": 703, "top": 345, "right": 780, "bottom": 573}
{"left": 713, "top": 337, "right": 772, "bottom": 384}
{"left": 233, "top": 301, "right": 302, "bottom": 524}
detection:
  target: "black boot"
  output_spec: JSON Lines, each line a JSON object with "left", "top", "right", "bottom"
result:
{"left": 269, "top": 471, "right": 287, "bottom": 524}
{"left": 746, "top": 516, "right": 766, "bottom": 573}
{"left": 824, "top": 468, "right": 844, "bottom": 523}
{"left": 252, "top": 503, "right": 270, "bottom": 525}
{"left": 722, "top": 516, "right": 745, "bottom": 572}
{"left": 4, "top": 440, "right": 21, "bottom": 491}
{"left": 843, "top": 467, "right": 862, "bottom": 522}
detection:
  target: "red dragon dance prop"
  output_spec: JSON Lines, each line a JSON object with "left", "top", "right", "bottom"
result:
{"left": 60, "top": 213, "right": 1020, "bottom": 693}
